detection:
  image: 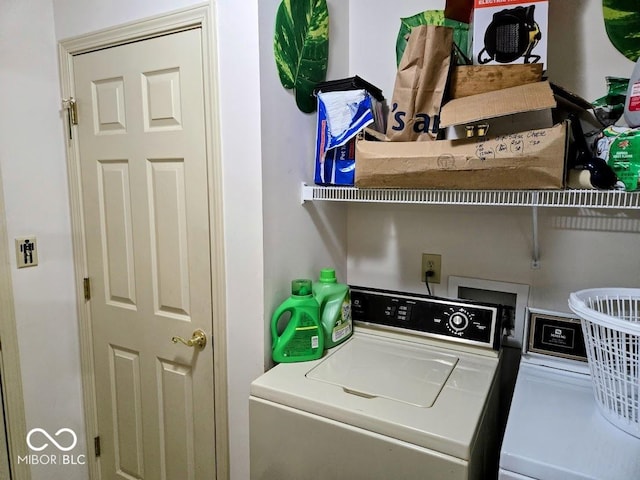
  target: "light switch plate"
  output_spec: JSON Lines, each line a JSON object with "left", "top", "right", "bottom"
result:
{"left": 15, "top": 236, "right": 38, "bottom": 268}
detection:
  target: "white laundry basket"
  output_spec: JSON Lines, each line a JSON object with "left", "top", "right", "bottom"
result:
{"left": 569, "top": 288, "right": 640, "bottom": 438}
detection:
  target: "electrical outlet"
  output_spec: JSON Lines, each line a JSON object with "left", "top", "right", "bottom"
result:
{"left": 421, "top": 253, "right": 441, "bottom": 284}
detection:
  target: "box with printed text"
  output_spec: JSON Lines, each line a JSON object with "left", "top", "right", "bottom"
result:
{"left": 313, "top": 86, "right": 386, "bottom": 186}
{"left": 472, "top": 0, "right": 548, "bottom": 69}
{"left": 354, "top": 81, "right": 569, "bottom": 190}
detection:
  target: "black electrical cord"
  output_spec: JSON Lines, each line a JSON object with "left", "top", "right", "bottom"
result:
{"left": 425, "top": 271, "right": 433, "bottom": 296}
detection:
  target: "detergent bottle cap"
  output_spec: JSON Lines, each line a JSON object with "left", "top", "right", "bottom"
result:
{"left": 291, "top": 279, "right": 312, "bottom": 296}
{"left": 319, "top": 268, "right": 337, "bottom": 283}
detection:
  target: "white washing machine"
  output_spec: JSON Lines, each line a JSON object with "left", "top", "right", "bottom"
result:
{"left": 250, "top": 286, "right": 506, "bottom": 480}
{"left": 499, "top": 308, "right": 640, "bottom": 479}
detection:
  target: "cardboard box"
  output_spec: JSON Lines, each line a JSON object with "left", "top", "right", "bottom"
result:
{"left": 355, "top": 122, "right": 567, "bottom": 190}
{"left": 471, "top": 0, "right": 548, "bottom": 69}
{"left": 449, "top": 64, "right": 543, "bottom": 99}
{"left": 440, "top": 80, "right": 556, "bottom": 139}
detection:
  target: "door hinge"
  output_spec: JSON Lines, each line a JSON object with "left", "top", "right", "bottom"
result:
{"left": 94, "top": 436, "right": 101, "bottom": 457}
{"left": 62, "top": 97, "right": 78, "bottom": 125}
{"left": 62, "top": 97, "right": 78, "bottom": 140}
{"left": 83, "top": 277, "right": 91, "bottom": 301}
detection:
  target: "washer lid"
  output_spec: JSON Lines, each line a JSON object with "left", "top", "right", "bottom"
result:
{"left": 251, "top": 331, "right": 500, "bottom": 460}
{"left": 306, "top": 334, "right": 457, "bottom": 407}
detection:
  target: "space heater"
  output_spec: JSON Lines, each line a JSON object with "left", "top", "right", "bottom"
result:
{"left": 477, "top": 5, "right": 542, "bottom": 64}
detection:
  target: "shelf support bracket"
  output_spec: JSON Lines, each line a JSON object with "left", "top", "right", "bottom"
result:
{"left": 531, "top": 195, "right": 540, "bottom": 269}
{"left": 301, "top": 182, "right": 312, "bottom": 204}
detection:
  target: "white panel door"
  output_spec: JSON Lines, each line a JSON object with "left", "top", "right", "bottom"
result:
{"left": 73, "top": 28, "right": 216, "bottom": 480}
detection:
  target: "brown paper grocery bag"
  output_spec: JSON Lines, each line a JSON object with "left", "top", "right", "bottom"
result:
{"left": 386, "top": 25, "right": 453, "bottom": 142}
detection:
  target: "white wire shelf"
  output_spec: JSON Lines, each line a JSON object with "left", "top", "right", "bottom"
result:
{"left": 301, "top": 184, "right": 640, "bottom": 209}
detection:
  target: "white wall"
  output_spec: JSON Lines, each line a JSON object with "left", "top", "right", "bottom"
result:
{"left": 0, "top": 1, "right": 87, "bottom": 479}
{"left": 213, "top": 2, "right": 264, "bottom": 479}
{"left": 548, "top": 0, "right": 634, "bottom": 101}
{"left": 347, "top": 204, "right": 640, "bottom": 306}
{"left": 258, "top": 0, "right": 350, "bottom": 368}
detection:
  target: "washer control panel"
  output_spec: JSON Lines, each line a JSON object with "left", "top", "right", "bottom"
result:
{"left": 350, "top": 286, "right": 502, "bottom": 350}
{"left": 527, "top": 311, "right": 587, "bottom": 361}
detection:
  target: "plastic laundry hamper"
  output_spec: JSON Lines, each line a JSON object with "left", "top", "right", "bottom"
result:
{"left": 569, "top": 288, "right": 640, "bottom": 438}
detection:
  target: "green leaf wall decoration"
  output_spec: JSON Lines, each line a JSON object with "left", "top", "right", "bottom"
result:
{"left": 395, "top": 11, "right": 469, "bottom": 66}
{"left": 603, "top": 0, "right": 640, "bottom": 61}
{"left": 274, "top": 0, "right": 329, "bottom": 113}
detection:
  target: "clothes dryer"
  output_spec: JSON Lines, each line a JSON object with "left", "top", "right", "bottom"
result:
{"left": 499, "top": 309, "right": 640, "bottom": 479}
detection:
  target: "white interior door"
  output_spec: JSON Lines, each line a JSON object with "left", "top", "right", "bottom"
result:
{"left": 73, "top": 27, "right": 216, "bottom": 479}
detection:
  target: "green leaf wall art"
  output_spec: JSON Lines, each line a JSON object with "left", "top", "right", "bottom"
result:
{"left": 395, "top": 11, "right": 469, "bottom": 66}
{"left": 603, "top": 0, "right": 640, "bottom": 61}
{"left": 274, "top": 0, "right": 329, "bottom": 113}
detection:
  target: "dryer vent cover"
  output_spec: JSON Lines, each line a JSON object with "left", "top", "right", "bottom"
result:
{"left": 478, "top": 5, "right": 542, "bottom": 64}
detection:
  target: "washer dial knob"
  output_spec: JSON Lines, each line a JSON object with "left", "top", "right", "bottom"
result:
{"left": 447, "top": 310, "right": 470, "bottom": 335}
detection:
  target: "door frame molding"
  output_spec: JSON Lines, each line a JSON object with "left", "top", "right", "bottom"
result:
{"left": 57, "top": 4, "right": 229, "bottom": 479}
{"left": 0, "top": 166, "right": 31, "bottom": 480}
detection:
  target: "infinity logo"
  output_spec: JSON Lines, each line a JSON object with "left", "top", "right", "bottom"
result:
{"left": 26, "top": 428, "right": 77, "bottom": 452}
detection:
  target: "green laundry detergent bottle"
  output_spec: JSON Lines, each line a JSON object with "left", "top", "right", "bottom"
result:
{"left": 313, "top": 268, "right": 353, "bottom": 349}
{"left": 271, "top": 279, "right": 324, "bottom": 363}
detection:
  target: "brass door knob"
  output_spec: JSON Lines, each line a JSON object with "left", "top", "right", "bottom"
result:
{"left": 171, "top": 329, "right": 207, "bottom": 350}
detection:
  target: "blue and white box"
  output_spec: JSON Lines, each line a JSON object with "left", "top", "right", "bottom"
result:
{"left": 314, "top": 89, "right": 379, "bottom": 186}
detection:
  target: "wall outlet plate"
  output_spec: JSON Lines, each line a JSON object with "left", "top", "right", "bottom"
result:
{"left": 421, "top": 253, "right": 442, "bottom": 284}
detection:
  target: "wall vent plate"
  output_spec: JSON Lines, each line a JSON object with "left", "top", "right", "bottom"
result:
{"left": 448, "top": 276, "right": 530, "bottom": 348}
